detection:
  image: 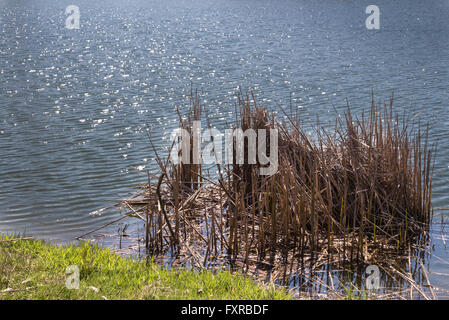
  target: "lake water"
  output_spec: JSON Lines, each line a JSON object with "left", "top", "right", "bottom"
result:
{"left": 1, "top": 0, "right": 449, "bottom": 296}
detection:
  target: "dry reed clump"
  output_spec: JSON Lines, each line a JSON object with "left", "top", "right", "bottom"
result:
{"left": 90, "top": 91, "right": 434, "bottom": 294}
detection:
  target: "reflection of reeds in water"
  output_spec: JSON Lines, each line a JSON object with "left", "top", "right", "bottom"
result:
{"left": 87, "top": 90, "right": 436, "bottom": 298}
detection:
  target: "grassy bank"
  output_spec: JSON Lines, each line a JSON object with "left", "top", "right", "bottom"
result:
{"left": 0, "top": 235, "right": 290, "bottom": 300}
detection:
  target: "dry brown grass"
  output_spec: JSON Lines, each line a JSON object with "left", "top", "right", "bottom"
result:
{"left": 85, "top": 90, "right": 436, "bottom": 298}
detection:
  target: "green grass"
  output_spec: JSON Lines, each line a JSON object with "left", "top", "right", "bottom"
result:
{"left": 0, "top": 235, "right": 291, "bottom": 300}
{"left": 343, "top": 284, "right": 370, "bottom": 300}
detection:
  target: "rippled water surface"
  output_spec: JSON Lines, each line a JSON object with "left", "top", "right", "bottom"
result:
{"left": 1, "top": 0, "right": 449, "bottom": 293}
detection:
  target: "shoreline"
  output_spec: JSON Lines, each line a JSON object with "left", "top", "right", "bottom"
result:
{"left": 0, "top": 234, "right": 291, "bottom": 300}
